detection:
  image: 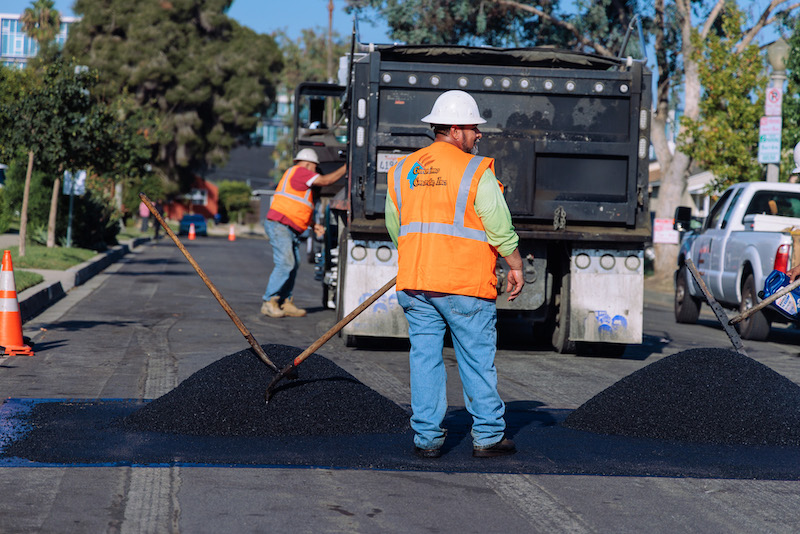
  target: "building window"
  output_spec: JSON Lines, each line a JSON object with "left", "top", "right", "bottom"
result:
{"left": 188, "top": 188, "right": 208, "bottom": 206}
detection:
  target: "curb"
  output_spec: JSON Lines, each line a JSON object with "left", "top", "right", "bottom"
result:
{"left": 17, "top": 236, "right": 152, "bottom": 323}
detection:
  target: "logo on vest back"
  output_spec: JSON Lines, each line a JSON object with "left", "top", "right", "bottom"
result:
{"left": 406, "top": 161, "right": 444, "bottom": 190}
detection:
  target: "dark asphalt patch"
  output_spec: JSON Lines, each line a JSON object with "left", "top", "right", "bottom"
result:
{"left": 563, "top": 347, "right": 800, "bottom": 446}
{"left": 2, "top": 347, "right": 800, "bottom": 479}
{"left": 121, "top": 344, "right": 410, "bottom": 437}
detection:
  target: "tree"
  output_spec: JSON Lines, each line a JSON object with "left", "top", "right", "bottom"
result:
{"left": 11, "top": 0, "right": 62, "bottom": 254}
{"left": 782, "top": 20, "right": 800, "bottom": 174}
{"left": 20, "top": 0, "right": 61, "bottom": 46}
{"left": 679, "top": 7, "right": 766, "bottom": 193}
{"left": 349, "top": 0, "right": 799, "bottom": 279}
{"left": 274, "top": 28, "right": 350, "bottom": 89}
{"left": 0, "top": 57, "right": 150, "bottom": 251}
{"left": 347, "top": 0, "right": 646, "bottom": 54}
{"left": 64, "top": 0, "right": 284, "bottom": 190}
{"left": 271, "top": 27, "right": 350, "bottom": 181}
{"left": 648, "top": 1, "right": 796, "bottom": 280}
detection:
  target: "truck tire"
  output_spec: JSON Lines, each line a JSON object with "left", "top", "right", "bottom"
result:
{"left": 674, "top": 266, "right": 701, "bottom": 324}
{"left": 551, "top": 272, "right": 576, "bottom": 354}
{"left": 737, "top": 274, "right": 771, "bottom": 341}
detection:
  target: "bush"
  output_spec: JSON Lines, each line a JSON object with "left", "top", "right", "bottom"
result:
{"left": 0, "top": 187, "right": 9, "bottom": 233}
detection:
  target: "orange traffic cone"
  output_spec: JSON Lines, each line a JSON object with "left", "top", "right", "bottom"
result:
{"left": 228, "top": 225, "right": 236, "bottom": 242}
{"left": 0, "top": 250, "right": 34, "bottom": 356}
{"left": 188, "top": 222, "right": 196, "bottom": 241}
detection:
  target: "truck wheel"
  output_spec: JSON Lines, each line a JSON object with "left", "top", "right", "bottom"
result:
{"left": 321, "top": 283, "right": 334, "bottom": 309}
{"left": 552, "top": 272, "right": 576, "bottom": 354}
{"left": 737, "top": 274, "right": 771, "bottom": 341}
{"left": 674, "top": 266, "right": 701, "bottom": 324}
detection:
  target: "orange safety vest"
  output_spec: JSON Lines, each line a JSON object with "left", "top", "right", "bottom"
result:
{"left": 269, "top": 165, "right": 315, "bottom": 231}
{"left": 388, "top": 142, "right": 500, "bottom": 299}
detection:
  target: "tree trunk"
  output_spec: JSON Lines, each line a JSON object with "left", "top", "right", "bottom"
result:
{"left": 47, "top": 175, "right": 61, "bottom": 248}
{"left": 650, "top": 0, "right": 702, "bottom": 280}
{"left": 654, "top": 149, "right": 692, "bottom": 278}
{"left": 19, "top": 150, "right": 34, "bottom": 257}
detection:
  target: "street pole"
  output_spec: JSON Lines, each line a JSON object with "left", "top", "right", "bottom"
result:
{"left": 66, "top": 171, "right": 74, "bottom": 248}
{"left": 763, "top": 38, "right": 789, "bottom": 182}
{"left": 766, "top": 59, "right": 786, "bottom": 182}
{"left": 326, "top": 0, "right": 335, "bottom": 127}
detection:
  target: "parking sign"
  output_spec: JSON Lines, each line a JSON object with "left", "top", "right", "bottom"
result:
{"left": 758, "top": 116, "right": 782, "bottom": 164}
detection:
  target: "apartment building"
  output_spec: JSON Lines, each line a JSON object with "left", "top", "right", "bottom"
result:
{"left": 0, "top": 12, "right": 77, "bottom": 69}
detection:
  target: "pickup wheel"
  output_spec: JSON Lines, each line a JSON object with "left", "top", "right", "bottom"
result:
{"left": 737, "top": 274, "right": 771, "bottom": 341}
{"left": 674, "top": 266, "right": 701, "bottom": 324}
{"left": 551, "top": 272, "right": 576, "bottom": 354}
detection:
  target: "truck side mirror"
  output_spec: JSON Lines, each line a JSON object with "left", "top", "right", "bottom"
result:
{"left": 673, "top": 206, "right": 692, "bottom": 231}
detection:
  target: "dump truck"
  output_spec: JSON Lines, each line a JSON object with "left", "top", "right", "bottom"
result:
{"left": 322, "top": 44, "right": 652, "bottom": 353}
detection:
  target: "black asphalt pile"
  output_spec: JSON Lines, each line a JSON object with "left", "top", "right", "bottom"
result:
{"left": 120, "top": 344, "right": 410, "bottom": 437}
{"left": 563, "top": 347, "right": 800, "bottom": 446}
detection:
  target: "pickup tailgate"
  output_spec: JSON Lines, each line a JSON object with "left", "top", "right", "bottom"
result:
{"left": 720, "top": 228, "right": 797, "bottom": 305}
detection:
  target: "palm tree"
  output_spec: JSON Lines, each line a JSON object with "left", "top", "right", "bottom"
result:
{"left": 20, "top": 0, "right": 61, "bottom": 47}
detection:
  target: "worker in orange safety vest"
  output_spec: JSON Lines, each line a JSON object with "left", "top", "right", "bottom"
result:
{"left": 261, "top": 148, "right": 346, "bottom": 318}
{"left": 386, "top": 90, "right": 524, "bottom": 459}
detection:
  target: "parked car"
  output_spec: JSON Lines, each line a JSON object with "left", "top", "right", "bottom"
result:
{"left": 178, "top": 214, "right": 208, "bottom": 236}
{"left": 674, "top": 181, "right": 800, "bottom": 340}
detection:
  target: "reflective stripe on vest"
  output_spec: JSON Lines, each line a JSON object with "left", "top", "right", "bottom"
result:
{"left": 270, "top": 165, "right": 315, "bottom": 230}
{"left": 391, "top": 157, "right": 407, "bottom": 213}
{"left": 274, "top": 166, "right": 313, "bottom": 209}
{"left": 395, "top": 155, "right": 488, "bottom": 243}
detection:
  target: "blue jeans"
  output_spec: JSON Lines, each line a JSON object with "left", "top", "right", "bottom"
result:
{"left": 263, "top": 220, "right": 302, "bottom": 301}
{"left": 397, "top": 290, "right": 506, "bottom": 450}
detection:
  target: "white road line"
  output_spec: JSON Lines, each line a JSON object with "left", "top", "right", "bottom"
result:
{"left": 120, "top": 467, "right": 181, "bottom": 534}
{"left": 482, "top": 473, "right": 592, "bottom": 533}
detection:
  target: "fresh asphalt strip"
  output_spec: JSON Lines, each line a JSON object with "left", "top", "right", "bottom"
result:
{"left": 2, "top": 345, "right": 800, "bottom": 479}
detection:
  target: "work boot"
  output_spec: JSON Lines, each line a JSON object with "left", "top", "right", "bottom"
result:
{"left": 473, "top": 438, "right": 516, "bottom": 458}
{"left": 261, "top": 297, "right": 285, "bottom": 318}
{"left": 280, "top": 297, "right": 307, "bottom": 317}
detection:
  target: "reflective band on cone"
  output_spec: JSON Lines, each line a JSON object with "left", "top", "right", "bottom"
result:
{"left": 228, "top": 225, "right": 236, "bottom": 241}
{"left": 0, "top": 250, "right": 33, "bottom": 356}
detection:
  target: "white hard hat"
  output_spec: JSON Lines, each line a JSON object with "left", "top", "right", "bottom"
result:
{"left": 421, "top": 90, "right": 487, "bottom": 126}
{"left": 294, "top": 148, "right": 320, "bottom": 164}
{"left": 793, "top": 141, "right": 800, "bottom": 174}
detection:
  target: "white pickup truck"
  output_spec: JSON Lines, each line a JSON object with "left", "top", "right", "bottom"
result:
{"left": 674, "top": 181, "right": 800, "bottom": 340}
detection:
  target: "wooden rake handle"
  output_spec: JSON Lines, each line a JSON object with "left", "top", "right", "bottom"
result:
{"left": 139, "top": 193, "right": 279, "bottom": 373}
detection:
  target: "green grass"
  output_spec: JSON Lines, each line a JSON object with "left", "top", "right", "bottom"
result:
{"left": 14, "top": 269, "right": 44, "bottom": 292}
{"left": 6, "top": 245, "right": 97, "bottom": 270}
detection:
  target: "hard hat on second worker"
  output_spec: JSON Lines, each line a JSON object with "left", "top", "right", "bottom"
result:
{"left": 793, "top": 141, "right": 800, "bottom": 174}
{"left": 294, "top": 148, "right": 320, "bottom": 165}
{"left": 421, "top": 90, "right": 487, "bottom": 125}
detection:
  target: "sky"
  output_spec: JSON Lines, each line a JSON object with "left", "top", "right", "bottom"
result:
{"left": 0, "top": 0, "right": 393, "bottom": 43}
